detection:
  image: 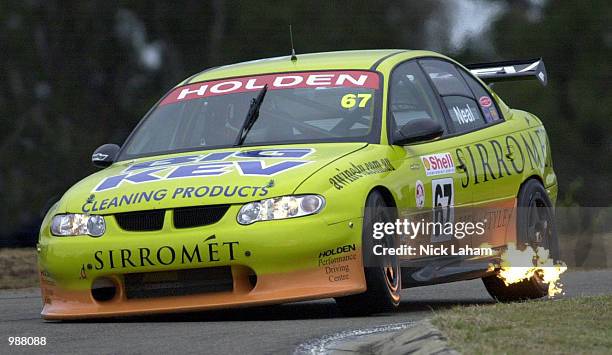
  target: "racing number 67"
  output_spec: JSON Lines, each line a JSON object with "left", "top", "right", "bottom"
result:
{"left": 341, "top": 93, "right": 372, "bottom": 108}
{"left": 432, "top": 178, "right": 454, "bottom": 227}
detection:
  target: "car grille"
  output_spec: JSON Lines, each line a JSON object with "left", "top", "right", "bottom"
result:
{"left": 173, "top": 205, "right": 230, "bottom": 229}
{"left": 113, "top": 205, "right": 229, "bottom": 232}
{"left": 115, "top": 210, "right": 165, "bottom": 232}
{"left": 124, "top": 267, "right": 233, "bottom": 299}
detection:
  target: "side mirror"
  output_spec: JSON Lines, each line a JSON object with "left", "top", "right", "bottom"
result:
{"left": 92, "top": 144, "right": 120, "bottom": 168}
{"left": 393, "top": 118, "right": 444, "bottom": 145}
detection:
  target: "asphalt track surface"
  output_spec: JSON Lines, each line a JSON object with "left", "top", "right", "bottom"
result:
{"left": 1, "top": 269, "right": 611, "bottom": 355}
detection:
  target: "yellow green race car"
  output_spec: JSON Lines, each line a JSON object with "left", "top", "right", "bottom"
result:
{"left": 38, "top": 50, "right": 557, "bottom": 319}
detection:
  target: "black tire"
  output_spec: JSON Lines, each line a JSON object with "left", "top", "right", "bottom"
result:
{"left": 335, "top": 190, "right": 401, "bottom": 316}
{"left": 483, "top": 179, "right": 559, "bottom": 302}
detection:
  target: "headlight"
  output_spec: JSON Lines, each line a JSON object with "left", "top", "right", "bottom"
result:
{"left": 50, "top": 214, "right": 106, "bottom": 237}
{"left": 237, "top": 195, "right": 325, "bottom": 225}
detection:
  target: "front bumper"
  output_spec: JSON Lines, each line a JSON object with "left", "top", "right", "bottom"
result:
{"left": 38, "top": 206, "right": 365, "bottom": 319}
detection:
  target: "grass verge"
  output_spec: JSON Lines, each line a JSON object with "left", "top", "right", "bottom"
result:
{"left": 0, "top": 248, "right": 38, "bottom": 289}
{"left": 432, "top": 295, "right": 612, "bottom": 355}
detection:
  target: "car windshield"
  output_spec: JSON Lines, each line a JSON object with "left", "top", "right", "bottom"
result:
{"left": 119, "top": 70, "right": 381, "bottom": 159}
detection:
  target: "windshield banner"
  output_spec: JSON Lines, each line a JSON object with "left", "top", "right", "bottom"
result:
{"left": 160, "top": 70, "right": 380, "bottom": 106}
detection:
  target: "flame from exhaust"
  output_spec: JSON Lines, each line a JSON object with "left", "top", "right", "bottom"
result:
{"left": 493, "top": 243, "right": 567, "bottom": 297}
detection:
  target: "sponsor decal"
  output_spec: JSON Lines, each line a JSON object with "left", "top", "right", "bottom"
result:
{"left": 482, "top": 107, "right": 493, "bottom": 122}
{"left": 83, "top": 189, "right": 167, "bottom": 212}
{"left": 160, "top": 71, "right": 379, "bottom": 106}
{"left": 481, "top": 100, "right": 499, "bottom": 123}
{"left": 455, "top": 128, "right": 548, "bottom": 188}
{"left": 93, "top": 148, "right": 313, "bottom": 192}
{"left": 172, "top": 184, "right": 268, "bottom": 199}
{"left": 415, "top": 180, "right": 425, "bottom": 209}
{"left": 326, "top": 264, "right": 351, "bottom": 282}
{"left": 489, "top": 107, "right": 500, "bottom": 121}
{"left": 92, "top": 235, "right": 239, "bottom": 270}
{"left": 478, "top": 96, "right": 492, "bottom": 108}
{"left": 125, "top": 148, "right": 313, "bottom": 172}
{"left": 329, "top": 158, "right": 395, "bottom": 190}
{"left": 421, "top": 153, "right": 455, "bottom": 176}
{"left": 82, "top": 184, "right": 269, "bottom": 213}
{"left": 452, "top": 104, "right": 477, "bottom": 125}
{"left": 318, "top": 244, "right": 356, "bottom": 282}
{"left": 318, "top": 244, "right": 357, "bottom": 267}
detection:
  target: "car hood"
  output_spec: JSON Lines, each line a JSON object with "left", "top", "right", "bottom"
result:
{"left": 59, "top": 143, "right": 367, "bottom": 214}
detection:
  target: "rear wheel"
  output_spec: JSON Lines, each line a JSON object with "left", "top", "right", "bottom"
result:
{"left": 483, "top": 179, "right": 559, "bottom": 301}
{"left": 335, "top": 190, "right": 401, "bottom": 315}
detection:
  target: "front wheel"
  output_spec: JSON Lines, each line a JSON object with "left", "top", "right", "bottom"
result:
{"left": 483, "top": 179, "right": 559, "bottom": 302}
{"left": 335, "top": 190, "right": 401, "bottom": 315}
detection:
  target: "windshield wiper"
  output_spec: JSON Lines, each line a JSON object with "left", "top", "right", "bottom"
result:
{"left": 234, "top": 84, "right": 268, "bottom": 146}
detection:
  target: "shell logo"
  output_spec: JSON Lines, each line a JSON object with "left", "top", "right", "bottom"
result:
{"left": 422, "top": 158, "right": 431, "bottom": 170}
{"left": 420, "top": 153, "right": 455, "bottom": 176}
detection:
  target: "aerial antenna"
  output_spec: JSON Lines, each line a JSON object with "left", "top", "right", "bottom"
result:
{"left": 289, "top": 25, "right": 297, "bottom": 62}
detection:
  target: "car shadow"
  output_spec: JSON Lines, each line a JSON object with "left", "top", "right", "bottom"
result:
{"left": 51, "top": 297, "right": 495, "bottom": 324}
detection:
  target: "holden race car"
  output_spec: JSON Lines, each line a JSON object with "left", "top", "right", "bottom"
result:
{"left": 38, "top": 50, "right": 558, "bottom": 319}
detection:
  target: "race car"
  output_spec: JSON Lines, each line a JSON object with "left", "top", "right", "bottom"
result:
{"left": 38, "top": 50, "right": 557, "bottom": 319}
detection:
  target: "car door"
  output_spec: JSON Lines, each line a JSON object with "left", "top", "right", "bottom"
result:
{"left": 419, "top": 58, "right": 518, "bottom": 248}
{"left": 388, "top": 60, "right": 472, "bottom": 259}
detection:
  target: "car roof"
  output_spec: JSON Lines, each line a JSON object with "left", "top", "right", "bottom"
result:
{"left": 181, "top": 49, "right": 443, "bottom": 85}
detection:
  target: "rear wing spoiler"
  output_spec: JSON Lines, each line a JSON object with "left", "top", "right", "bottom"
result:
{"left": 466, "top": 58, "right": 547, "bottom": 86}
